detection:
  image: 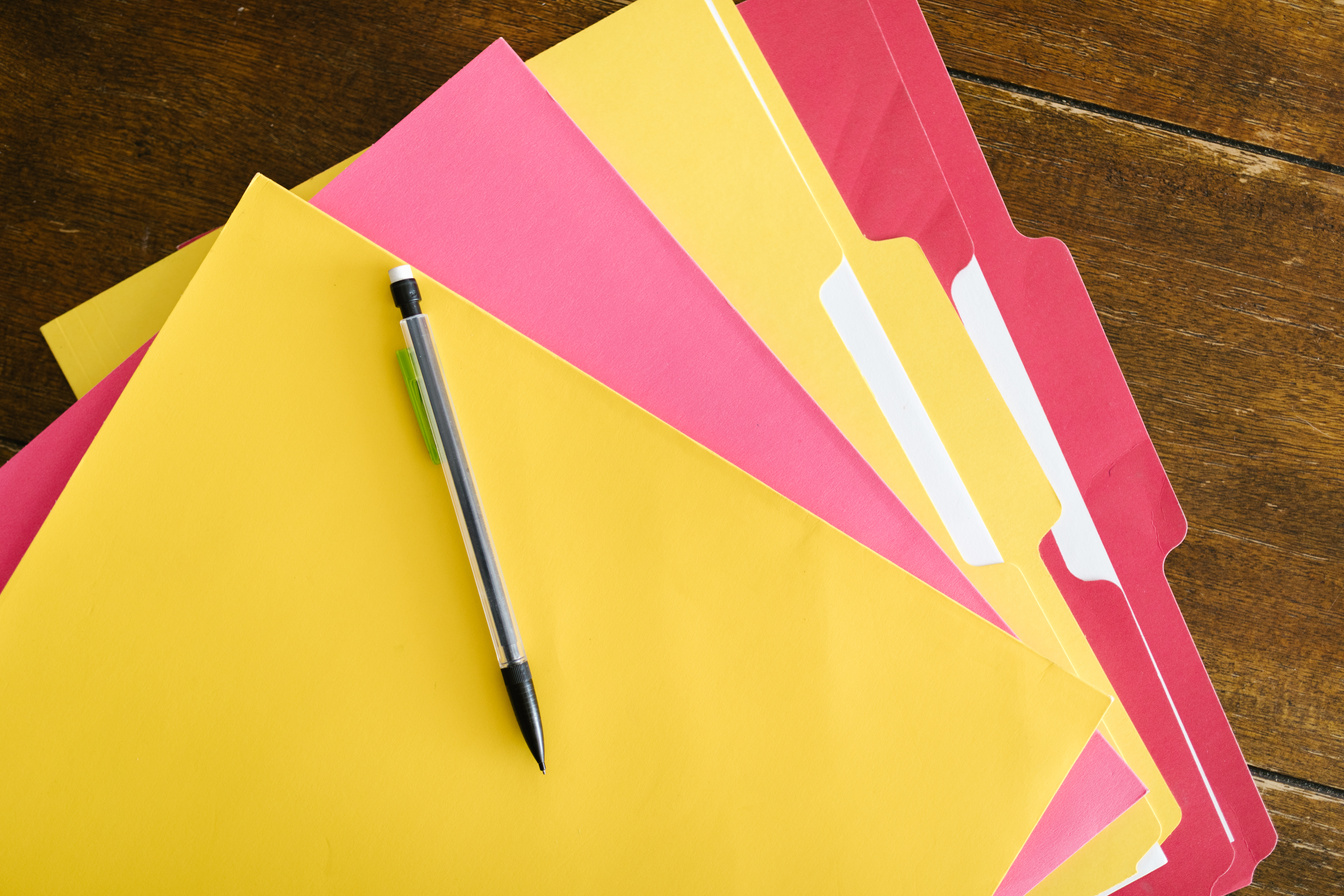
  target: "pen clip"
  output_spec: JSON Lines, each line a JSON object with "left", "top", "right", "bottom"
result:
{"left": 395, "top": 348, "right": 441, "bottom": 464}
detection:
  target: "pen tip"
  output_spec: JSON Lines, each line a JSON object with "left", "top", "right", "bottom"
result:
{"left": 539, "top": 761, "right": 547, "bottom": 774}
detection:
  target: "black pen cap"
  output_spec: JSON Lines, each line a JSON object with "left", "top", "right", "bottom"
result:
{"left": 389, "top": 265, "right": 423, "bottom": 318}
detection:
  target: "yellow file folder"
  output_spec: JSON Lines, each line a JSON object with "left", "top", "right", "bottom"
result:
{"left": 0, "top": 178, "right": 1106, "bottom": 894}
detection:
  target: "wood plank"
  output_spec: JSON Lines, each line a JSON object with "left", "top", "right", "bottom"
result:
{"left": 920, "top": 0, "right": 1344, "bottom": 168}
{"left": 954, "top": 78, "right": 1344, "bottom": 788}
{"left": 1245, "top": 773, "right": 1344, "bottom": 895}
{"left": 0, "top": 0, "right": 626, "bottom": 446}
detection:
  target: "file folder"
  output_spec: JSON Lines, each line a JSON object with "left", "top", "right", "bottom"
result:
{"left": 0, "top": 177, "right": 1108, "bottom": 894}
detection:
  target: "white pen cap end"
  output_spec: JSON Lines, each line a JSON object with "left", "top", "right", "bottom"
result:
{"left": 388, "top": 264, "right": 415, "bottom": 284}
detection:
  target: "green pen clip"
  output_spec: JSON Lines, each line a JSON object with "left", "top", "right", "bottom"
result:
{"left": 396, "top": 348, "right": 440, "bottom": 465}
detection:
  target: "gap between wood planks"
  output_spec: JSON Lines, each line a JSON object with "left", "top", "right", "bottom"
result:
{"left": 0, "top": 437, "right": 24, "bottom": 465}
{"left": 948, "top": 69, "right": 1344, "bottom": 177}
{"left": 1254, "top": 766, "right": 1344, "bottom": 802}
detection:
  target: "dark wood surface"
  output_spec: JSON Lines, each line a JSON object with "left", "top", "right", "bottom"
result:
{"left": 923, "top": 0, "right": 1344, "bottom": 168}
{"left": 1, "top": 0, "right": 1340, "bottom": 891}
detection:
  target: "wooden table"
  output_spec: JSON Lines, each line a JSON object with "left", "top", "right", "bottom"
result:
{"left": 1, "top": 1, "right": 1339, "bottom": 891}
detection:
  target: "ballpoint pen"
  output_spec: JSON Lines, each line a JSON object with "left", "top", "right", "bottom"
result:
{"left": 388, "top": 264, "right": 546, "bottom": 773}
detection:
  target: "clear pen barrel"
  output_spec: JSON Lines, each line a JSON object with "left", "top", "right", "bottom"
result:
{"left": 401, "top": 314, "right": 525, "bottom": 668}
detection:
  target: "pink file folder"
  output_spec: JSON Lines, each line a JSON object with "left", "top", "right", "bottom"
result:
{"left": 308, "top": 39, "right": 999, "bottom": 626}
{"left": 1, "top": 39, "right": 1142, "bottom": 892}
{"left": 736, "top": 0, "right": 1275, "bottom": 891}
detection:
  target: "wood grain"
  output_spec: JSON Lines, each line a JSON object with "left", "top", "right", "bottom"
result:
{"left": 920, "top": 0, "right": 1344, "bottom": 167}
{"left": 0, "top": 0, "right": 625, "bottom": 445}
{"left": 954, "top": 78, "right": 1344, "bottom": 791}
{"left": 1246, "top": 774, "right": 1344, "bottom": 895}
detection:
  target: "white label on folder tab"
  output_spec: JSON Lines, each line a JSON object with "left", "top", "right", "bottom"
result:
{"left": 952, "top": 256, "right": 1234, "bottom": 841}
{"left": 950, "top": 257, "right": 1119, "bottom": 584}
{"left": 821, "top": 258, "right": 1003, "bottom": 567}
